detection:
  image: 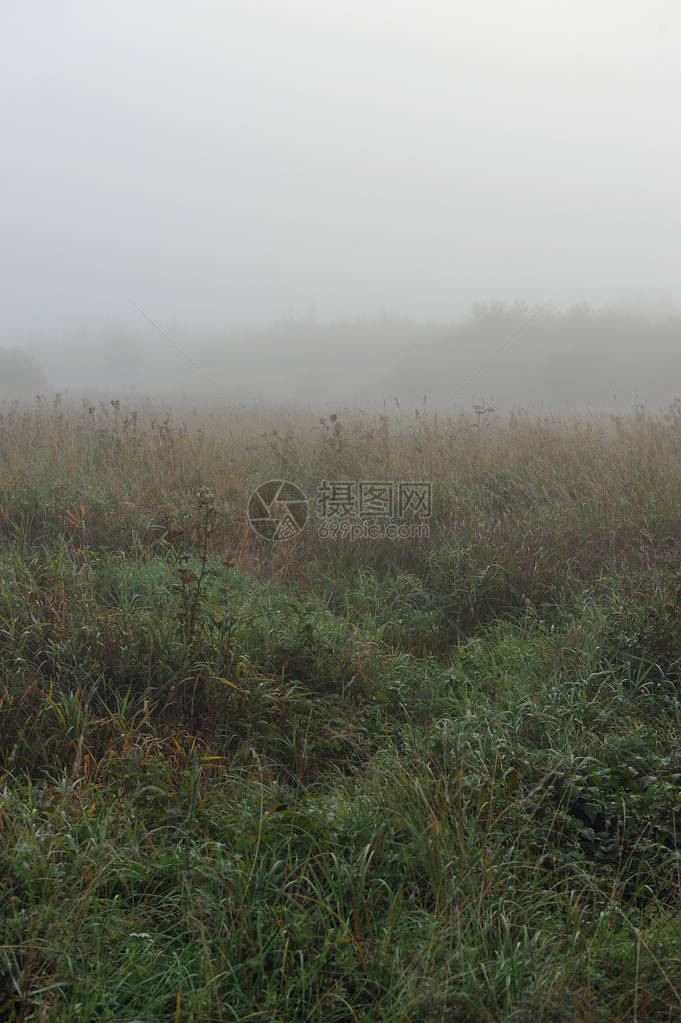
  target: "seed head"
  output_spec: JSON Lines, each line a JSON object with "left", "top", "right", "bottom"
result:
{"left": 196, "top": 486, "right": 215, "bottom": 508}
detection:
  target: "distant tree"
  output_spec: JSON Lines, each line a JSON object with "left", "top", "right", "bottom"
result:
{"left": 0, "top": 347, "right": 48, "bottom": 400}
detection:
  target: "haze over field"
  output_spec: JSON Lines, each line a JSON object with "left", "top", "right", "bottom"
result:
{"left": 5, "top": 9, "right": 681, "bottom": 1015}
{"left": 1, "top": 1, "right": 680, "bottom": 408}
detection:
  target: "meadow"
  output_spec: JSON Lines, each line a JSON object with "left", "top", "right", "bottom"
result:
{"left": 3, "top": 396, "right": 681, "bottom": 1021}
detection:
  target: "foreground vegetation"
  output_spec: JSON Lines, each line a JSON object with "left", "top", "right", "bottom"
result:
{"left": 3, "top": 397, "right": 681, "bottom": 1021}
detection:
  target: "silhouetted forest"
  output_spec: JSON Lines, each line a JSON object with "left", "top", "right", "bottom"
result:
{"left": 6, "top": 301, "right": 680, "bottom": 410}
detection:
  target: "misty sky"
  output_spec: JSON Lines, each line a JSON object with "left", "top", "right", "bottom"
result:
{"left": 2, "top": 0, "right": 680, "bottom": 342}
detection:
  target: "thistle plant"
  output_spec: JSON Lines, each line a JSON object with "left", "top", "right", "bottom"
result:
{"left": 172, "top": 486, "right": 218, "bottom": 649}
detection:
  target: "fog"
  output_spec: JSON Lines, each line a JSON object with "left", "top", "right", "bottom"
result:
{"left": 1, "top": 1, "right": 680, "bottom": 409}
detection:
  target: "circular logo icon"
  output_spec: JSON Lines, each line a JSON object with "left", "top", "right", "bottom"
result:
{"left": 247, "top": 480, "right": 309, "bottom": 541}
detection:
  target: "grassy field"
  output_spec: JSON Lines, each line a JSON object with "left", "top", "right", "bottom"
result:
{"left": 3, "top": 397, "right": 681, "bottom": 1021}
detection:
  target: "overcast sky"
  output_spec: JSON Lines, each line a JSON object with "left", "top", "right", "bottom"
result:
{"left": 2, "top": 0, "right": 679, "bottom": 342}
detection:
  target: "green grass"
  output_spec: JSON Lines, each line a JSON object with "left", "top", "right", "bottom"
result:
{"left": 2, "top": 399, "right": 681, "bottom": 1020}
